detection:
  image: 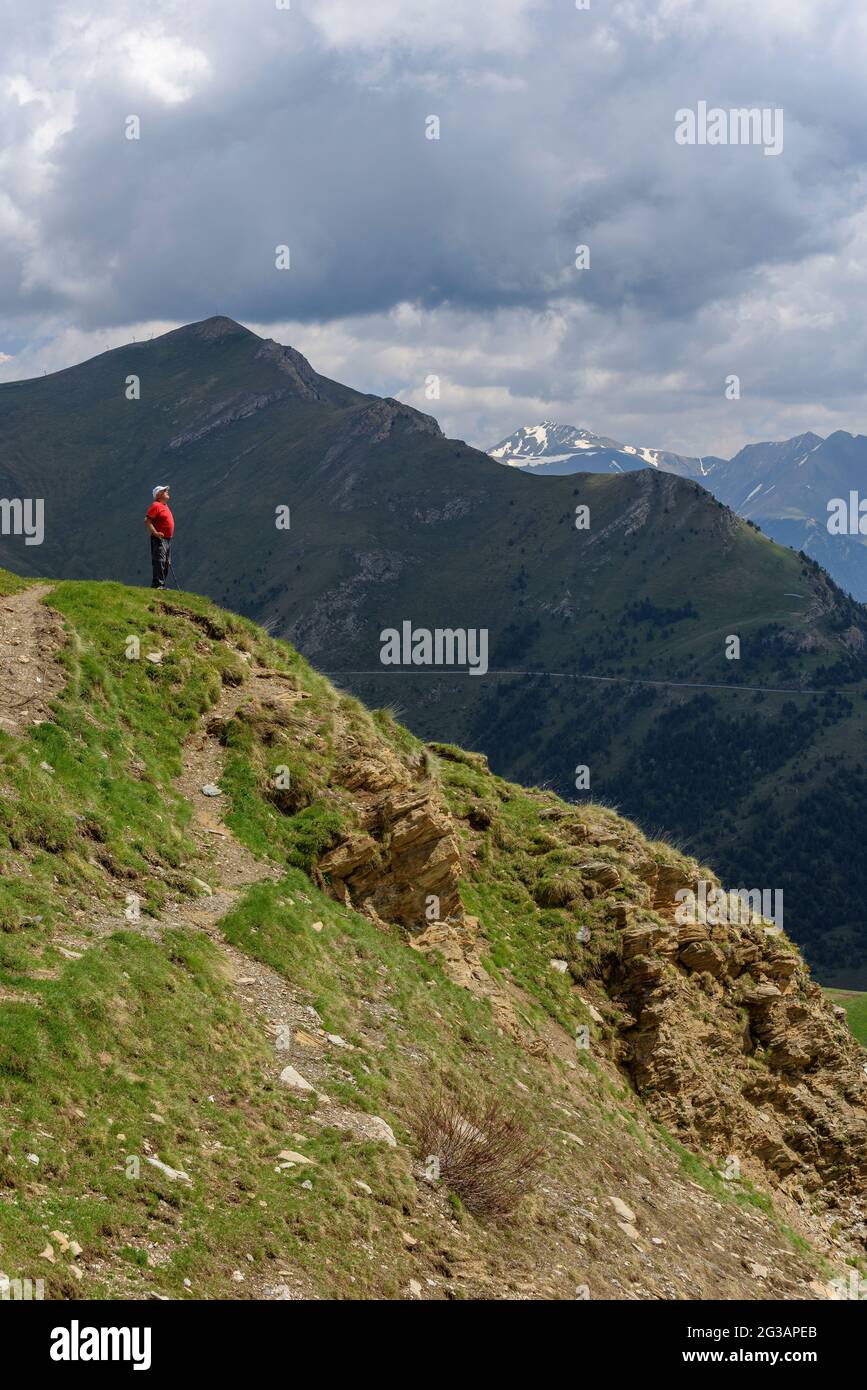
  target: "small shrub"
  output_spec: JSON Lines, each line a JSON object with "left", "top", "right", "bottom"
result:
{"left": 407, "top": 1083, "right": 544, "bottom": 1219}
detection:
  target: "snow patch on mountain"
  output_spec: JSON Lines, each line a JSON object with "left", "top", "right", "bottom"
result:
{"left": 488, "top": 422, "right": 713, "bottom": 481}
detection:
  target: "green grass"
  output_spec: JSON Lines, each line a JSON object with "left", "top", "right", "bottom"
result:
{"left": 0, "top": 903, "right": 439, "bottom": 1299}
{"left": 825, "top": 989, "right": 867, "bottom": 1046}
{"left": 0, "top": 579, "right": 357, "bottom": 948}
{"left": 0, "top": 581, "right": 223, "bottom": 948}
{"left": 0, "top": 570, "right": 29, "bottom": 597}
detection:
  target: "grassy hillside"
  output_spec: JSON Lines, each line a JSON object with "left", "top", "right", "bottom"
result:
{"left": 2, "top": 319, "right": 867, "bottom": 982}
{"left": 825, "top": 990, "right": 867, "bottom": 1046}
{"left": 0, "top": 571, "right": 864, "bottom": 1300}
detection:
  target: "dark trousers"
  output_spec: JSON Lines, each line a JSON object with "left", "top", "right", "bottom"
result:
{"left": 150, "top": 535, "right": 171, "bottom": 589}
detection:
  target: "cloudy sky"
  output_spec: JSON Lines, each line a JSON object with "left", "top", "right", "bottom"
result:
{"left": 2, "top": 0, "right": 867, "bottom": 457}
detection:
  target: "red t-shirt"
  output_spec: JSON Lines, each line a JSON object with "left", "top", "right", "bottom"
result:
{"left": 146, "top": 501, "right": 174, "bottom": 538}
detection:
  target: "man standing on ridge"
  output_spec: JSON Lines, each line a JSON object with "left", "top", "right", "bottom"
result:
{"left": 144, "top": 485, "right": 174, "bottom": 589}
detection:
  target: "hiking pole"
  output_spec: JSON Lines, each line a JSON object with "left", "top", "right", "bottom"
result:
{"left": 167, "top": 543, "right": 180, "bottom": 590}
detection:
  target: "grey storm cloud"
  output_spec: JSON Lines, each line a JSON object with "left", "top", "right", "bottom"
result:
{"left": 2, "top": 0, "right": 867, "bottom": 455}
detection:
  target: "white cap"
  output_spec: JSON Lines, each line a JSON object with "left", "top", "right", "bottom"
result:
{"left": 152, "top": 485, "right": 169, "bottom": 500}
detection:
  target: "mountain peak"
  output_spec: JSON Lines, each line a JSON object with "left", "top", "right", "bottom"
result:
{"left": 487, "top": 421, "right": 711, "bottom": 480}
{"left": 173, "top": 315, "right": 256, "bottom": 343}
{"left": 489, "top": 422, "right": 617, "bottom": 461}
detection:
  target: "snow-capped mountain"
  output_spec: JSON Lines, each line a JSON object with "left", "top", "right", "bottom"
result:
{"left": 488, "top": 422, "right": 720, "bottom": 480}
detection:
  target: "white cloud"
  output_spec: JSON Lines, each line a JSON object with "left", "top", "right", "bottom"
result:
{"left": 121, "top": 29, "right": 210, "bottom": 105}
{"left": 4, "top": 73, "right": 76, "bottom": 170}
{"left": 0, "top": 317, "right": 179, "bottom": 382}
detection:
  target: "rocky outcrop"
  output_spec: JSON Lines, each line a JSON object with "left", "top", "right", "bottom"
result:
{"left": 409, "top": 917, "right": 524, "bottom": 1042}
{"left": 318, "top": 746, "right": 461, "bottom": 931}
{"left": 612, "top": 908, "right": 867, "bottom": 1218}
{"left": 428, "top": 767, "right": 866, "bottom": 1257}
{"left": 168, "top": 389, "right": 289, "bottom": 449}
{"left": 320, "top": 398, "right": 443, "bottom": 473}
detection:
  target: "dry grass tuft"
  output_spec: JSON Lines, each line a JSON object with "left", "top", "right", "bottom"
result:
{"left": 407, "top": 1083, "right": 544, "bottom": 1219}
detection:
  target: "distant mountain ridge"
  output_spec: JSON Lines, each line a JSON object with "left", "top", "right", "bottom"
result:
{"left": 714, "top": 430, "right": 867, "bottom": 601}
{"left": 489, "top": 422, "right": 867, "bottom": 599}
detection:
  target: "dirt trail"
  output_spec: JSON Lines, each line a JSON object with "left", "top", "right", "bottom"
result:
{"left": 57, "top": 665, "right": 353, "bottom": 1097}
{"left": 163, "top": 681, "right": 402, "bottom": 1138}
{"left": 173, "top": 669, "right": 298, "bottom": 892}
{"left": 166, "top": 673, "right": 370, "bottom": 1092}
{"left": 0, "top": 583, "right": 66, "bottom": 735}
